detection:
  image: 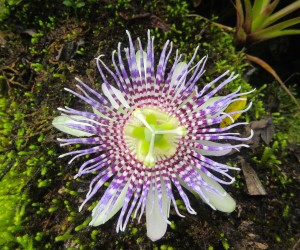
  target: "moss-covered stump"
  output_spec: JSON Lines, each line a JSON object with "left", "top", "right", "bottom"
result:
{"left": 0, "top": 0, "right": 299, "bottom": 249}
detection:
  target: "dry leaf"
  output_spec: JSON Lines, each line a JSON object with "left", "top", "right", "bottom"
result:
{"left": 22, "top": 29, "right": 37, "bottom": 36}
{"left": 192, "top": 0, "right": 202, "bottom": 8}
{"left": 239, "top": 157, "right": 267, "bottom": 195}
{"left": 220, "top": 96, "right": 247, "bottom": 128}
{"left": 56, "top": 41, "right": 79, "bottom": 61}
{"left": 254, "top": 242, "right": 269, "bottom": 249}
{"left": 288, "top": 143, "right": 300, "bottom": 163}
{"left": 0, "top": 30, "right": 16, "bottom": 46}
{"left": 244, "top": 116, "right": 274, "bottom": 148}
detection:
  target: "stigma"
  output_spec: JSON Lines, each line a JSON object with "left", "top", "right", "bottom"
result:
{"left": 124, "top": 107, "right": 187, "bottom": 167}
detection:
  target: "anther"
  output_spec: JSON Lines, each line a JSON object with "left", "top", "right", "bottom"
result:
{"left": 132, "top": 109, "right": 154, "bottom": 132}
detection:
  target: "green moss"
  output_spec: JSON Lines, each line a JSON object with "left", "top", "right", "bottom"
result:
{"left": 75, "top": 218, "right": 91, "bottom": 232}
{"left": 220, "top": 233, "right": 230, "bottom": 250}
{"left": 282, "top": 205, "right": 289, "bottom": 218}
{"left": 131, "top": 227, "right": 138, "bottom": 235}
{"left": 0, "top": 0, "right": 23, "bottom": 22}
{"left": 252, "top": 83, "right": 299, "bottom": 188}
{"left": 1, "top": 0, "right": 297, "bottom": 249}
{"left": 170, "top": 221, "right": 176, "bottom": 230}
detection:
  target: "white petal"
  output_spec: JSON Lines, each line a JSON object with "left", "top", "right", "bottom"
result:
{"left": 193, "top": 141, "right": 232, "bottom": 156}
{"left": 136, "top": 50, "right": 147, "bottom": 76}
{"left": 198, "top": 171, "right": 236, "bottom": 213}
{"left": 90, "top": 182, "right": 130, "bottom": 226}
{"left": 92, "top": 107, "right": 113, "bottom": 121}
{"left": 110, "top": 84, "right": 130, "bottom": 109}
{"left": 102, "top": 83, "right": 130, "bottom": 109}
{"left": 171, "top": 62, "right": 187, "bottom": 86}
{"left": 102, "top": 83, "right": 119, "bottom": 109}
{"left": 192, "top": 96, "right": 222, "bottom": 114}
{"left": 52, "top": 115, "right": 94, "bottom": 137}
{"left": 146, "top": 181, "right": 170, "bottom": 241}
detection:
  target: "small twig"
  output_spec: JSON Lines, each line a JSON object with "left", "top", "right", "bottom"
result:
{"left": 7, "top": 78, "right": 28, "bottom": 89}
{"left": 22, "top": 126, "right": 52, "bottom": 139}
{"left": 119, "top": 12, "right": 151, "bottom": 21}
{"left": 292, "top": 237, "right": 300, "bottom": 250}
{"left": 186, "top": 14, "right": 234, "bottom": 32}
{"left": 246, "top": 54, "right": 300, "bottom": 110}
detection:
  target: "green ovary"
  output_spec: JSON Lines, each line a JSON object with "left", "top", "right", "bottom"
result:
{"left": 124, "top": 107, "right": 187, "bottom": 167}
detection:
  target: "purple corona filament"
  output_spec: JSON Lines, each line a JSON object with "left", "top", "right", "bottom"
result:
{"left": 53, "top": 30, "right": 253, "bottom": 241}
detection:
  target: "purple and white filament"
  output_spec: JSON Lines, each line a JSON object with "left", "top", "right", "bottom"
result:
{"left": 53, "top": 30, "right": 253, "bottom": 241}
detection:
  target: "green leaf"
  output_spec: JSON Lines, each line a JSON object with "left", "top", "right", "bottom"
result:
{"left": 252, "top": 0, "right": 279, "bottom": 31}
{"left": 76, "top": 2, "right": 85, "bottom": 8}
{"left": 235, "top": 0, "right": 245, "bottom": 29}
{"left": 261, "top": 0, "right": 300, "bottom": 28}
{"left": 252, "top": 0, "right": 271, "bottom": 17}
{"left": 251, "top": 17, "right": 300, "bottom": 39}
{"left": 268, "top": 17, "right": 300, "bottom": 31}
{"left": 245, "top": 54, "right": 300, "bottom": 110}
{"left": 235, "top": 0, "right": 248, "bottom": 43}
{"left": 243, "top": 0, "right": 253, "bottom": 33}
{"left": 63, "top": 0, "right": 73, "bottom": 7}
{"left": 258, "top": 29, "right": 300, "bottom": 40}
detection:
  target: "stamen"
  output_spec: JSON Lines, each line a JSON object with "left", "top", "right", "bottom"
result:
{"left": 155, "top": 126, "right": 187, "bottom": 136}
{"left": 125, "top": 107, "right": 186, "bottom": 167}
{"left": 132, "top": 108, "right": 154, "bottom": 132}
{"left": 144, "top": 133, "right": 155, "bottom": 167}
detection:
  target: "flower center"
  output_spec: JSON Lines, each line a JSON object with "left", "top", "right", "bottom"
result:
{"left": 123, "top": 107, "right": 187, "bottom": 167}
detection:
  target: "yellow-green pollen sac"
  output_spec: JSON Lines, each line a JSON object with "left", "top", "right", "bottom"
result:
{"left": 124, "top": 107, "right": 187, "bottom": 167}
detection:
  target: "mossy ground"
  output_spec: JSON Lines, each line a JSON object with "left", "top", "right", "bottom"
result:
{"left": 0, "top": 0, "right": 299, "bottom": 249}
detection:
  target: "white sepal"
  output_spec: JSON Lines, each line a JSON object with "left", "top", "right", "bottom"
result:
{"left": 146, "top": 181, "right": 170, "bottom": 241}
{"left": 52, "top": 115, "right": 94, "bottom": 137}
{"left": 193, "top": 141, "right": 232, "bottom": 156}
{"left": 198, "top": 171, "right": 236, "bottom": 213}
{"left": 90, "top": 181, "right": 130, "bottom": 226}
{"left": 136, "top": 50, "right": 147, "bottom": 76}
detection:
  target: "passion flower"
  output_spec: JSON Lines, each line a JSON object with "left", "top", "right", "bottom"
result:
{"left": 53, "top": 30, "right": 253, "bottom": 241}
